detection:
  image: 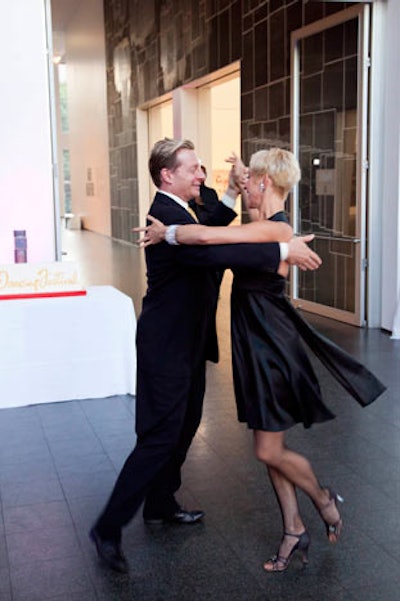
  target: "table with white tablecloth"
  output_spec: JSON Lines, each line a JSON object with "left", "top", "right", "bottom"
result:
{"left": 0, "top": 285, "right": 136, "bottom": 408}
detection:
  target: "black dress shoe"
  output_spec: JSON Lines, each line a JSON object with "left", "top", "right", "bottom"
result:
{"left": 144, "top": 508, "right": 204, "bottom": 525}
{"left": 89, "top": 527, "right": 128, "bottom": 573}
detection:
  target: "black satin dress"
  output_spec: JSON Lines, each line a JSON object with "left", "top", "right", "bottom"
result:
{"left": 231, "top": 212, "right": 386, "bottom": 432}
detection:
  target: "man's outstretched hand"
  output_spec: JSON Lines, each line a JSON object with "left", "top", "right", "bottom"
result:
{"left": 287, "top": 235, "right": 322, "bottom": 271}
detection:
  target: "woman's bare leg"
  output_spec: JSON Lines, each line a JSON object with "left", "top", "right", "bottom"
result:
{"left": 263, "top": 465, "right": 309, "bottom": 571}
{"left": 254, "top": 430, "right": 341, "bottom": 533}
{"left": 267, "top": 466, "right": 303, "bottom": 532}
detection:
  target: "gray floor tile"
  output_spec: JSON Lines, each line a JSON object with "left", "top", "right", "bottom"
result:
{"left": 1, "top": 477, "right": 65, "bottom": 509}
{"left": 0, "top": 566, "right": 12, "bottom": 601}
{"left": 58, "top": 468, "right": 117, "bottom": 501}
{"left": 10, "top": 556, "right": 95, "bottom": 601}
{"left": 7, "top": 525, "right": 81, "bottom": 567}
{"left": 0, "top": 534, "right": 8, "bottom": 570}
{"left": 0, "top": 457, "right": 57, "bottom": 487}
{"left": 3, "top": 501, "right": 73, "bottom": 535}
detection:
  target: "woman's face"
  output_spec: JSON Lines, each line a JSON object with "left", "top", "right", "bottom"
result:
{"left": 245, "top": 171, "right": 265, "bottom": 209}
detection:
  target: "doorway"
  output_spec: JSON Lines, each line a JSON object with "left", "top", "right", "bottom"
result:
{"left": 291, "top": 4, "right": 370, "bottom": 326}
{"left": 196, "top": 73, "right": 241, "bottom": 216}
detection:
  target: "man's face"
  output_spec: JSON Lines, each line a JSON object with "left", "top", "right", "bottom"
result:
{"left": 165, "top": 149, "right": 205, "bottom": 201}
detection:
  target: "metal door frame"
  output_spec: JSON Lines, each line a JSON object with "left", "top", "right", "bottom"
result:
{"left": 291, "top": 4, "right": 370, "bottom": 325}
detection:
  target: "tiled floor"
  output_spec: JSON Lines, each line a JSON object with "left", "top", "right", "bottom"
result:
{"left": 1, "top": 229, "right": 400, "bottom": 600}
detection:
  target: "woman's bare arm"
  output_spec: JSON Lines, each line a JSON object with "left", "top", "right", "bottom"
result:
{"left": 176, "top": 220, "right": 292, "bottom": 244}
{"left": 135, "top": 215, "right": 292, "bottom": 246}
{"left": 134, "top": 217, "right": 321, "bottom": 273}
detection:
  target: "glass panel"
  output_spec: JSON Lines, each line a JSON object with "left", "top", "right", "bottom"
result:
{"left": 297, "top": 18, "right": 359, "bottom": 312}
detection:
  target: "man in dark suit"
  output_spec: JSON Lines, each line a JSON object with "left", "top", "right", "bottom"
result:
{"left": 90, "top": 138, "right": 321, "bottom": 573}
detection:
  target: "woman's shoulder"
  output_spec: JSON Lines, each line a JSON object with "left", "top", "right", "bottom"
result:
{"left": 268, "top": 211, "right": 289, "bottom": 223}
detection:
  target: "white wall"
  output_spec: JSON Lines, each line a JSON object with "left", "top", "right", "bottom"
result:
{"left": 65, "top": 0, "right": 110, "bottom": 235}
{"left": 380, "top": 0, "right": 400, "bottom": 331}
{"left": 0, "top": 0, "right": 56, "bottom": 263}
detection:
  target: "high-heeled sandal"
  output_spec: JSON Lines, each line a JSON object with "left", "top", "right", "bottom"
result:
{"left": 263, "top": 530, "right": 310, "bottom": 573}
{"left": 320, "top": 487, "right": 344, "bottom": 543}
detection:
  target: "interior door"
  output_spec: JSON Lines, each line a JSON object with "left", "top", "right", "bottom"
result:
{"left": 291, "top": 5, "right": 370, "bottom": 325}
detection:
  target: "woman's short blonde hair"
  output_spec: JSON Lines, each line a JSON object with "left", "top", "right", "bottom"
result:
{"left": 249, "top": 148, "right": 301, "bottom": 197}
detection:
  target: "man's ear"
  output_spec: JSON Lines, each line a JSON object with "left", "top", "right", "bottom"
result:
{"left": 161, "top": 167, "right": 173, "bottom": 185}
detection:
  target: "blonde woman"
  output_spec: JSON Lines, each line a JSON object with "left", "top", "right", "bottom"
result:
{"left": 138, "top": 148, "right": 385, "bottom": 572}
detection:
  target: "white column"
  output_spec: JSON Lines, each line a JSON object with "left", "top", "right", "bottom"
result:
{"left": 172, "top": 87, "right": 199, "bottom": 144}
{"left": 381, "top": 0, "right": 400, "bottom": 332}
{"left": 390, "top": 125, "right": 400, "bottom": 338}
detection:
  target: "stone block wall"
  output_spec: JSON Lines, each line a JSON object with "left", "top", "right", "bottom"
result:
{"left": 104, "top": 0, "right": 353, "bottom": 241}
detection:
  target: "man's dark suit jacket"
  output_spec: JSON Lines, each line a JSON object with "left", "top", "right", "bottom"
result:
{"left": 135, "top": 191, "right": 280, "bottom": 437}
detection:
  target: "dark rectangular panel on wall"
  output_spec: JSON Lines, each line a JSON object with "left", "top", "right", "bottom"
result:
{"left": 242, "top": 91, "right": 254, "bottom": 122}
{"left": 254, "top": 21, "right": 268, "bottom": 87}
{"left": 269, "top": 81, "right": 285, "bottom": 120}
{"left": 269, "top": 10, "right": 285, "bottom": 81}
{"left": 231, "top": 1, "right": 242, "bottom": 60}
{"left": 242, "top": 29, "right": 254, "bottom": 93}
{"left": 209, "top": 16, "right": 219, "bottom": 71}
{"left": 218, "top": 10, "right": 230, "bottom": 66}
{"left": 255, "top": 86, "right": 268, "bottom": 121}
{"left": 304, "top": 1, "right": 324, "bottom": 25}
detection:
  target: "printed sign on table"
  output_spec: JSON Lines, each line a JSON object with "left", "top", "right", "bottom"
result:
{"left": 0, "top": 262, "right": 86, "bottom": 300}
